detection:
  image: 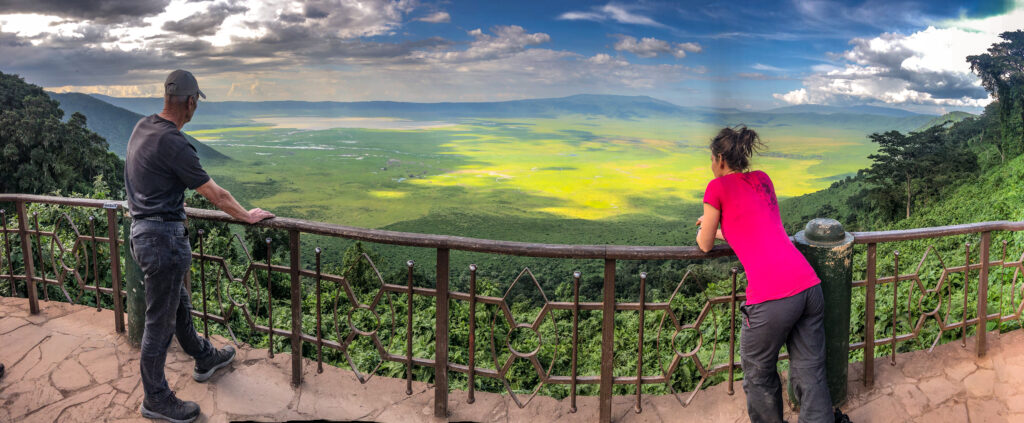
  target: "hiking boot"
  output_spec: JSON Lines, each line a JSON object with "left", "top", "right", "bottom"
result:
{"left": 193, "top": 345, "right": 235, "bottom": 382}
{"left": 140, "top": 392, "right": 200, "bottom": 423}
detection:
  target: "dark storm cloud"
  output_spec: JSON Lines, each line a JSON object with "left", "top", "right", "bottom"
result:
{"left": 832, "top": 33, "right": 989, "bottom": 100}
{"left": 899, "top": 70, "right": 987, "bottom": 100}
{"left": 304, "top": 5, "right": 329, "bottom": 19}
{"left": 161, "top": 2, "right": 249, "bottom": 36}
{"left": 279, "top": 13, "right": 306, "bottom": 23}
{"left": 0, "top": 0, "right": 170, "bottom": 24}
{"left": 0, "top": 32, "right": 171, "bottom": 86}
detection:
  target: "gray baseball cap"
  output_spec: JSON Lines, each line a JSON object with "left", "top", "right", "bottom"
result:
{"left": 164, "top": 69, "right": 206, "bottom": 99}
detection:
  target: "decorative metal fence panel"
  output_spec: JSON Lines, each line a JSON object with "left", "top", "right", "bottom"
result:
{"left": 2, "top": 194, "right": 1023, "bottom": 423}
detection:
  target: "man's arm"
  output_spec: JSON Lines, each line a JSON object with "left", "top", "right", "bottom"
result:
{"left": 195, "top": 178, "right": 274, "bottom": 224}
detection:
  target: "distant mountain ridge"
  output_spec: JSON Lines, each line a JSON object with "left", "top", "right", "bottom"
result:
{"left": 90, "top": 93, "right": 692, "bottom": 127}
{"left": 48, "top": 92, "right": 229, "bottom": 161}
{"left": 765, "top": 104, "right": 924, "bottom": 117}
{"left": 89, "top": 93, "right": 945, "bottom": 134}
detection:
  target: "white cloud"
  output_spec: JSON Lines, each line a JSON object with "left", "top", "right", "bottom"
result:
{"left": 2, "top": 1, "right": 704, "bottom": 102}
{"left": 612, "top": 35, "right": 701, "bottom": 59}
{"left": 414, "top": 25, "right": 551, "bottom": 63}
{"left": 772, "top": 0, "right": 1024, "bottom": 110}
{"left": 752, "top": 63, "right": 784, "bottom": 72}
{"left": 417, "top": 11, "right": 450, "bottom": 23}
{"left": 558, "top": 4, "right": 665, "bottom": 28}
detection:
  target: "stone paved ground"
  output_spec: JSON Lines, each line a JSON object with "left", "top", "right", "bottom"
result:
{"left": 1, "top": 297, "right": 1021, "bottom": 422}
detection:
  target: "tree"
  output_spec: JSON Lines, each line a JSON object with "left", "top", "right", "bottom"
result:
{"left": 860, "top": 126, "right": 977, "bottom": 220}
{"left": 0, "top": 72, "right": 124, "bottom": 196}
{"left": 968, "top": 30, "right": 1024, "bottom": 157}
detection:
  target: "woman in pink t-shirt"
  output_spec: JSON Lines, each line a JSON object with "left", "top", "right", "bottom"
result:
{"left": 696, "top": 127, "right": 833, "bottom": 423}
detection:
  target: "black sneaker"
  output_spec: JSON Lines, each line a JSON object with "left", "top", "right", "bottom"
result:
{"left": 140, "top": 392, "right": 200, "bottom": 423}
{"left": 193, "top": 345, "right": 235, "bottom": 382}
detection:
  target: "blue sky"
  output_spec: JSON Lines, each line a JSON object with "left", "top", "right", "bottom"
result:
{"left": 0, "top": 0, "right": 1021, "bottom": 112}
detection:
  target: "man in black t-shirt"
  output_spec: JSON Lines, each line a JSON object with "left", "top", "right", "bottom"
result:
{"left": 126, "top": 70, "right": 274, "bottom": 423}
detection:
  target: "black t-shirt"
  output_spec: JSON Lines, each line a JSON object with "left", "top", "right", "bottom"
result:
{"left": 125, "top": 114, "right": 211, "bottom": 221}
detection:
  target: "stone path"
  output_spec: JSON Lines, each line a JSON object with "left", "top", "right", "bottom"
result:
{"left": 1, "top": 297, "right": 1021, "bottom": 422}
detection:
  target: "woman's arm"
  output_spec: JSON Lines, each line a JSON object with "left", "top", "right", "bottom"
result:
{"left": 695, "top": 203, "right": 723, "bottom": 252}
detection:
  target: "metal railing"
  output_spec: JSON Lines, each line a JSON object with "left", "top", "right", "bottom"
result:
{"left": 2, "top": 193, "right": 1023, "bottom": 422}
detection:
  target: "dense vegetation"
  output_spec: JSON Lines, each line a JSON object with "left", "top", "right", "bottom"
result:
{"left": 0, "top": 72, "right": 123, "bottom": 195}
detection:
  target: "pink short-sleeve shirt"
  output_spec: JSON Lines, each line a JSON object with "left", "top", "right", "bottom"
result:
{"left": 703, "top": 170, "right": 819, "bottom": 305}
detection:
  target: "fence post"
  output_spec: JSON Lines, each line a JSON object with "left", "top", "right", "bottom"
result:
{"left": 15, "top": 201, "right": 39, "bottom": 314}
{"left": 864, "top": 243, "right": 877, "bottom": 387}
{"left": 434, "top": 248, "right": 450, "bottom": 418}
{"left": 977, "top": 232, "right": 990, "bottom": 356}
{"left": 289, "top": 230, "right": 303, "bottom": 386}
{"left": 105, "top": 205, "right": 125, "bottom": 333}
{"left": 793, "top": 218, "right": 854, "bottom": 406}
{"left": 599, "top": 258, "right": 615, "bottom": 423}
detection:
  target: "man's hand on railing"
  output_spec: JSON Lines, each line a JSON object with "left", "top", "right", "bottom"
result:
{"left": 246, "top": 208, "right": 275, "bottom": 224}
{"left": 196, "top": 179, "right": 274, "bottom": 224}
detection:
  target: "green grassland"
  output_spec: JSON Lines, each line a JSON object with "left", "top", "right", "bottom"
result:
{"left": 194, "top": 115, "right": 879, "bottom": 241}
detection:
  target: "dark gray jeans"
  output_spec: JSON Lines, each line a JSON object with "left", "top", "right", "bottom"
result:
{"left": 740, "top": 284, "right": 832, "bottom": 423}
{"left": 130, "top": 219, "right": 213, "bottom": 403}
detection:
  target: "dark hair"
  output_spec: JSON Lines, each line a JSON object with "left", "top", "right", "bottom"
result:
{"left": 709, "top": 125, "right": 764, "bottom": 172}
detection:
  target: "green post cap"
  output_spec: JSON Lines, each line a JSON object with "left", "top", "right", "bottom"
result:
{"left": 804, "top": 218, "right": 846, "bottom": 242}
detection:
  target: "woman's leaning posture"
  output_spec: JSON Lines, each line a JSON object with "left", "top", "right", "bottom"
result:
{"left": 696, "top": 126, "right": 833, "bottom": 423}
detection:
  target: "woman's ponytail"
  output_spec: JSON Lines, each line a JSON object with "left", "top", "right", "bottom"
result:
{"left": 710, "top": 125, "right": 764, "bottom": 172}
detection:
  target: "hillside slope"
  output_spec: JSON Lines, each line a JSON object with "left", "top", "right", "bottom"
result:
{"left": 48, "top": 92, "right": 229, "bottom": 161}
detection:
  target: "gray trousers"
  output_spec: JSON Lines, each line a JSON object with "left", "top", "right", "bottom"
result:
{"left": 131, "top": 219, "right": 213, "bottom": 402}
{"left": 740, "top": 284, "right": 832, "bottom": 423}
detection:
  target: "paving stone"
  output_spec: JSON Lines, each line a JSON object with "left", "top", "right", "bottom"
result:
{"left": 967, "top": 398, "right": 1007, "bottom": 423}
{"left": 918, "top": 375, "right": 963, "bottom": 406}
{"left": 995, "top": 361, "right": 1024, "bottom": 384}
{"left": 176, "top": 377, "right": 214, "bottom": 417}
{"left": 846, "top": 394, "right": 901, "bottom": 422}
{"left": 54, "top": 390, "right": 116, "bottom": 423}
{"left": 0, "top": 315, "right": 29, "bottom": 334}
{"left": 24, "top": 331, "right": 82, "bottom": 380}
{"left": 900, "top": 352, "right": 943, "bottom": 379}
{"left": 963, "top": 369, "right": 996, "bottom": 397}
{"left": 943, "top": 360, "right": 977, "bottom": 382}
{"left": 126, "top": 376, "right": 145, "bottom": 409}
{"left": 8, "top": 380, "right": 64, "bottom": 419}
{"left": 213, "top": 361, "right": 294, "bottom": 416}
{"left": 292, "top": 360, "right": 431, "bottom": 420}
{"left": 40, "top": 307, "right": 105, "bottom": 336}
{"left": 52, "top": 359, "right": 93, "bottom": 392}
{"left": 112, "top": 372, "right": 139, "bottom": 393}
{"left": 0, "top": 324, "right": 48, "bottom": 368}
{"left": 893, "top": 383, "right": 928, "bottom": 417}
{"left": 6, "top": 342, "right": 42, "bottom": 382}
{"left": 79, "top": 347, "right": 119, "bottom": 384}
{"left": 914, "top": 401, "right": 968, "bottom": 423}
{"left": 22, "top": 384, "right": 114, "bottom": 423}
{"left": 445, "top": 389, "right": 509, "bottom": 423}
{"left": 1007, "top": 394, "right": 1024, "bottom": 413}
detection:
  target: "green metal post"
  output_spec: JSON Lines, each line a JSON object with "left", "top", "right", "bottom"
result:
{"left": 792, "top": 218, "right": 854, "bottom": 407}
{"left": 122, "top": 215, "right": 145, "bottom": 346}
